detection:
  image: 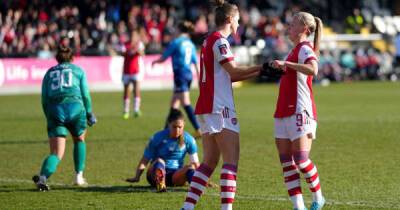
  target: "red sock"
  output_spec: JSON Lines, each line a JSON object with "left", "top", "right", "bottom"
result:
{"left": 182, "top": 164, "right": 213, "bottom": 210}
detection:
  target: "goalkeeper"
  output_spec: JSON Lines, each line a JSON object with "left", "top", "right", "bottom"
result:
{"left": 32, "top": 45, "right": 97, "bottom": 191}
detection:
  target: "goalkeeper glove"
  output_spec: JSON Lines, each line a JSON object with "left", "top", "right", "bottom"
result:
{"left": 87, "top": 112, "right": 97, "bottom": 127}
{"left": 260, "top": 61, "right": 285, "bottom": 78}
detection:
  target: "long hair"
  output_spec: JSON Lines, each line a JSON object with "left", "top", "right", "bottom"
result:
{"left": 213, "top": 0, "right": 238, "bottom": 27}
{"left": 294, "top": 12, "right": 323, "bottom": 57}
{"left": 167, "top": 109, "right": 185, "bottom": 147}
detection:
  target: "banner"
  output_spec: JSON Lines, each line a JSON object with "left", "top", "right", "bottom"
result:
{"left": 0, "top": 55, "right": 197, "bottom": 94}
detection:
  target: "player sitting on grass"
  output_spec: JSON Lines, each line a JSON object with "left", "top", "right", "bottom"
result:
{"left": 126, "top": 109, "right": 200, "bottom": 192}
{"left": 32, "top": 45, "right": 97, "bottom": 191}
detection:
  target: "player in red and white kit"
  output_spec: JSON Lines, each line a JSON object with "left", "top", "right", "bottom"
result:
{"left": 122, "top": 30, "right": 145, "bottom": 119}
{"left": 271, "top": 12, "right": 325, "bottom": 210}
{"left": 181, "top": 1, "right": 261, "bottom": 210}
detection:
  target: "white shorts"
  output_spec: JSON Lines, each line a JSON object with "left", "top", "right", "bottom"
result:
{"left": 274, "top": 112, "right": 317, "bottom": 141}
{"left": 197, "top": 107, "right": 240, "bottom": 134}
{"left": 122, "top": 74, "right": 140, "bottom": 85}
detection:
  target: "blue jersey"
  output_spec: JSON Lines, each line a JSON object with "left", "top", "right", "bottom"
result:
{"left": 161, "top": 36, "right": 197, "bottom": 80}
{"left": 143, "top": 129, "right": 197, "bottom": 170}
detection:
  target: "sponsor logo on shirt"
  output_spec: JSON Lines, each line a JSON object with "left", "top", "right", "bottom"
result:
{"left": 219, "top": 44, "right": 228, "bottom": 55}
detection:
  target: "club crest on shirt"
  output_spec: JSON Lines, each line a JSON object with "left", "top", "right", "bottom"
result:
{"left": 231, "top": 117, "right": 238, "bottom": 125}
{"left": 219, "top": 44, "right": 228, "bottom": 55}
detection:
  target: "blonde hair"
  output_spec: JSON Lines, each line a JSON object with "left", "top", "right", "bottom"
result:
{"left": 294, "top": 12, "right": 323, "bottom": 56}
{"left": 213, "top": 0, "right": 238, "bottom": 27}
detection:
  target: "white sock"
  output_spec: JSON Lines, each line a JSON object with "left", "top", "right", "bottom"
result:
{"left": 134, "top": 97, "right": 141, "bottom": 112}
{"left": 39, "top": 175, "right": 47, "bottom": 183}
{"left": 124, "top": 98, "right": 130, "bottom": 113}
{"left": 313, "top": 190, "right": 323, "bottom": 202}
{"left": 290, "top": 194, "right": 305, "bottom": 209}
{"left": 76, "top": 171, "right": 83, "bottom": 179}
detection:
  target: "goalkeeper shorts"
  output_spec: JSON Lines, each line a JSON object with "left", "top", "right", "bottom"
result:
{"left": 197, "top": 107, "right": 240, "bottom": 134}
{"left": 46, "top": 102, "right": 87, "bottom": 138}
{"left": 274, "top": 111, "right": 317, "bottom": 141}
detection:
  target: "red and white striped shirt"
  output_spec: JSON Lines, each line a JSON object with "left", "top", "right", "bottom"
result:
{"left": 274, "top": 41, "right": 318, "bottom": 120}
{"left": 195, "top": 31, "right": 235, "bottom": 114}
{"left": 123, "top": 41, "right": 144, "bottom": 75}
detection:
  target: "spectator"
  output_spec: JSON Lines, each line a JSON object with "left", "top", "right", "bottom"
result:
{"left": 345, "top": 8, "right": 364, "bottom": 34}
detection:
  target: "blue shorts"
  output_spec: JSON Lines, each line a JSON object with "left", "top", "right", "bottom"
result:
{"left": 173, "top": 78, "right": 192, "bottom": 93}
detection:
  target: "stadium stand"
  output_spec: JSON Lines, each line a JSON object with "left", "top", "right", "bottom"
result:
{"left": 1, "top": 0, "right": 399, "bottom": 82}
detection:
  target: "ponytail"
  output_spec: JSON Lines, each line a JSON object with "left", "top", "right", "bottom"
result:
{"left": 294, "top": 12, "right": 323, "bottom": 57}
{"left": 313, "top": 16, "right": 323, "bottom": 57}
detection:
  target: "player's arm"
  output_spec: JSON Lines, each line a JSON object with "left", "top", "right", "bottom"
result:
{"left": 137, "top": 42, "right": 145, "bottom": 56}
{"left": 41, "top": 73, "right": 49, "bottom": 117}
{"left": 193, "top": 63, "right": 200, "bottom": 79}
{"left": 273, "top": 59, "right": 318, "bottom": 76}
{"left": 126, "top": 156, "right": 150, "bottom": 183}
{"left": 192, "top": 47, "right": 200, "bottom": 78}
{"left": 127, "top": 136, "right": 157, "bottom": 182}
{"left": 80, "top": 70, "right": 97, "bottom": 126}
{"left": 222, "top": 61, "right": 262, "bottom": 82}
{"left": 215, "top": 39, "right": 261, "bottom": 82}
{"left": 188, "top": 153, "right": 200, "bottom": 169}
{"left": 151, "top": 41, "right": 175, "bottom": 66}
{"left": 151, "top": 56, "right": 167, "bottom": 65}
{"left": 80, "top": 71, "right": 93, "bottom": 113}
{"left": 186, "top": 135, "right": 200, "bottom": 169}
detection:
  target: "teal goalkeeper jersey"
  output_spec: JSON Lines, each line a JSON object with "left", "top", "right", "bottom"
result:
{"left": 41, "top": 62, "right": 92, "bottom": 116}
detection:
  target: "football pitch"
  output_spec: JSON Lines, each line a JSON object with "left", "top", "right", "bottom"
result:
{"left": 0, "top": 82, "right": 399, "bottom": 210}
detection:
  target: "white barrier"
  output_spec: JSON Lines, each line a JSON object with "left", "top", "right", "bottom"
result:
{"left": 0, "top": 55, "right": 198, "bottom": 95}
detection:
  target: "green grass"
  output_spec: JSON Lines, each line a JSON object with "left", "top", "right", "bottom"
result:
{"left": 0, "top": 82, "right": 399, "bottom": 209}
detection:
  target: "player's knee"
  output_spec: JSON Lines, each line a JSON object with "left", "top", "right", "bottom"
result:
{"left": 73, "top": 137, "right": 85, "bottom": 143}
{"left": 73, "top": 132, "right": 86, "bottom": 142}
{"left": 293, "top": 151, "right": 309, "bottom": 164}
{"left": 154, "top": 158, "right": 165, "bottom": 165}
{"left": 279, "top": 153, "right": 293, "bottom": 163}
{"left": 153, "top": 159, "right": 166, "bottom": 170}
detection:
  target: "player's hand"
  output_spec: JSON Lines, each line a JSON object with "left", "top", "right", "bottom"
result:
{"left": 260, "top": 60, "right": 285, "bottom": 78}
{"left": 273, "top": 60, "right": 286, "bottom": 70}
{"left": 87, "top": 112, "right": 97, "bottom": 127}
{"left": 126, "top": 176, "right": 140, "bottom": 183}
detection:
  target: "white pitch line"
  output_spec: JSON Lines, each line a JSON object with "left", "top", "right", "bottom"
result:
{"left": 1, "top": 178, "right": 399, "bottom": 209}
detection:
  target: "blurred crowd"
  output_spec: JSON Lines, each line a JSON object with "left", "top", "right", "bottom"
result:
{"left": 1, "top": 0, "right": 399, "bottom": 81}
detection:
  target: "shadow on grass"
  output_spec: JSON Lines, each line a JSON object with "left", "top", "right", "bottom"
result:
{"left": 0, "top": 187, "right": 39, "bottom": 193}
{"left": 77, "top": 185, "right": 153, "bottom": 193}
{"left": 0, "top": 182, "right": 188, "bottom": 194}
{"left": 0, "top": 137, "right": 147, "bottom": 145}
{"left": 55, "top": 185, "right": 188, "bottom": 193}
{"left": 0, "top": 140, "right": 47, "bottom": 145}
